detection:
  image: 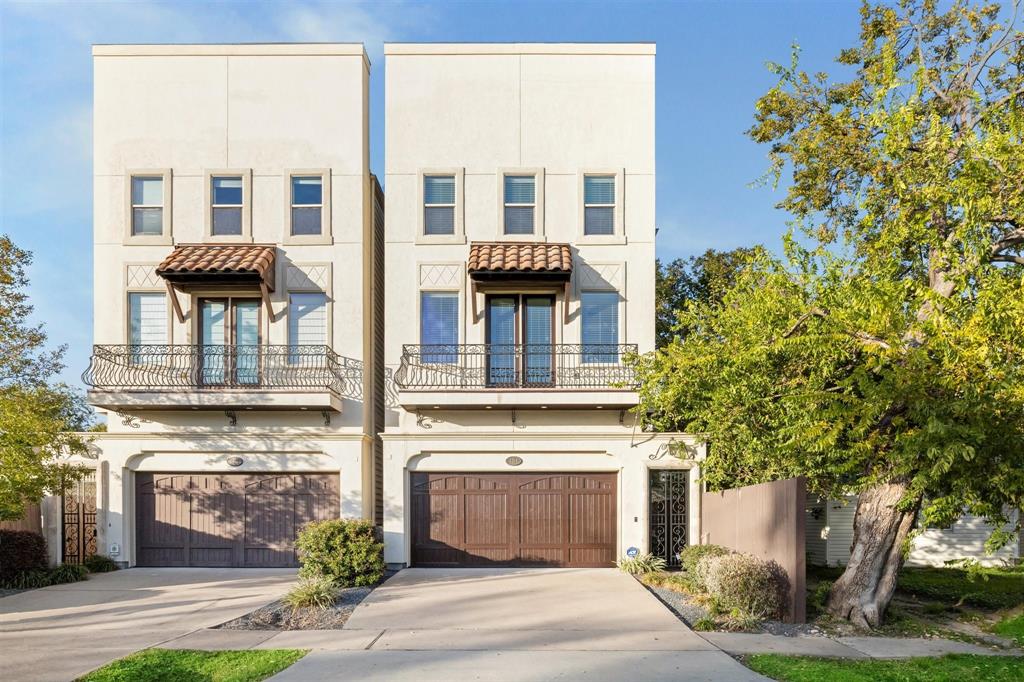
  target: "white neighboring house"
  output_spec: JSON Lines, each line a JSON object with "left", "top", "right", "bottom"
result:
{"left": 381, "top": 43, "right": 699, "bottom": 569}
{"left": 83, "top": 44, "right": 385, "bottom": 568}
{"left": 807, "top": 497, "right": 1022, "bottom": 567}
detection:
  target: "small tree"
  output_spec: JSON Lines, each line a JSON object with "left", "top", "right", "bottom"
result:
{"left": 656, "top": 248, "right": 762, "bottom": 347}
{"left": 637, "top": 0, "right": 1024, "bottom": 627}
{"left": 0, "top": 236, "right": 91, "bottom": 521}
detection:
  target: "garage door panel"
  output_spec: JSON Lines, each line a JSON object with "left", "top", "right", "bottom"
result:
{"left": 136, "top": 472, "right": 338, "bottom": 568}
{"left": 412, "top": 471, "right": 617, "bottom": 568}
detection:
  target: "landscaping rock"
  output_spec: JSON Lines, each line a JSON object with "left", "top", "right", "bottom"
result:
{"left": 216, "top": 584, "right": 375, "bottom": 630}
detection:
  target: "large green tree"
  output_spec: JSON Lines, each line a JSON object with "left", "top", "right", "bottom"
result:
{"left": 655, "top": 248, "right": 762, "bottom": 347}
{"left": 636, "top": 0, "right": 1024, "bottom": 627}
{"left": 0, "top": 236, "right": 91, "bottom": 521}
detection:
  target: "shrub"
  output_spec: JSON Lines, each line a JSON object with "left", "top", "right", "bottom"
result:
{"left": 809, "top": 580, "right": 833, "bottom": 616}
{"left": 48, "top": 562, "right": 89, "bottom": 585}
{"left": 616, "top": 552, "right": 667, "bottom": 575}
{"left": 700, "top": 552, "right": 789, "bottom": 621}
{"left": 0, "top": 530, "right": 48, "bottom": 585}
{"left": 83, "top": 554, "right": 119, "bottom": 573}
{"left": 283, "top": 577, "right": 339, "bottom": 611}
{"left": 693, "top": 617, "right": 716, "bottom": 631}
{"left": 678, "top": 544, "right": 731, "bottom": 583}
{"left": 295, "top": 519, "right": 384, "bottom": 587}
{"left": 5, "top": 568, "right": 52, "bottom": 589}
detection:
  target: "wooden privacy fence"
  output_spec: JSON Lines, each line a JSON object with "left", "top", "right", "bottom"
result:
{"left": 0, "top": 502, "right": 42, "bottom": 534}
{"left": 701, "top": 476, "right": 807, "bottom": 623}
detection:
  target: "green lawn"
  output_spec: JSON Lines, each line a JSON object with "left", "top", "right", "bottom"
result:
{"left": 993, "top": 613, "right": 1024, "bottom": 645}
{"left": 895, "top": 567, "right": 1024, "bottom": 609}
{"left": 746, "top": 653, "right": 1024, "bottom": 682}
{"left": 77, "top": 648, "right": 307, "bottom": 682}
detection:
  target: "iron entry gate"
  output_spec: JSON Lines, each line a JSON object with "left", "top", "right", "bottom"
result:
{"left": 649, "top": 470, "right": 687, "bottom": 567}
{"left": 63, "top": 471, "right": 97, "bottom": 565}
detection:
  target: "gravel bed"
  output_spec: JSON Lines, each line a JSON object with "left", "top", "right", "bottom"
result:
{"left": 216, "top": 584, "right": 376, "bottom": 631}
{"left": 0, "top": 588, "right": 26, "bottom": 599}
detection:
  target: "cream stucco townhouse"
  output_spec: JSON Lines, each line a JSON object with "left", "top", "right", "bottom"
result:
{"left": 381, "top": 43, "right": 699, "bottom": 569}
{"left": 83, "top": 44, "right": 385, "bottom": 568}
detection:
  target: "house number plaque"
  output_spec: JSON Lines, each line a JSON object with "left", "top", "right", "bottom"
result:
{"left": 226, "top": 456, "right": 244, "bottom": 467}
{"left": 505, "top": 456, "right": 523, "bottom": 466}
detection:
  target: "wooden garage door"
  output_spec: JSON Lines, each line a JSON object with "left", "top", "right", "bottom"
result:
{"left": 411, "top": 472, "right": 616, "bottom": 567}
{"left": 135, "top": 473, "right": 338, "bottom": 567}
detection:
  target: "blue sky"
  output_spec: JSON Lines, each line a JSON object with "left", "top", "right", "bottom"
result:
{"left": 0, "top": 0, "right": 861, "bottom": 387}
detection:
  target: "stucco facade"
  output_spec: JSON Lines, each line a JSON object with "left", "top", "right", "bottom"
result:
{"left": 85, "top": 44, "right": 384, "bottom": 567}
{"left": 382, "top": 44, "right": 699, "bottom": 568}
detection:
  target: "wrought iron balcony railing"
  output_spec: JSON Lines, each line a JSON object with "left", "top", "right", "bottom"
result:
{"left": 395, "top": 344, "right": 638, "bottom": 390}
{"left": 83, "top": 345, "right": 363, "bottom": 399}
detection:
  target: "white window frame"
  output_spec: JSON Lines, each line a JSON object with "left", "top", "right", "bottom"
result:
{"left": 417, "top": 168, "right": 465, "bottom": 244}
{"left": 124, "top": 169, "right": 172, "bottom": 245}
{"left": 283, "top": 169, "right": 332, "bottom": 245}
{"left": 497, "top": 168, "right": 545, "bottom": 241}
{"left": 204, "top": 169, "right": 252, "bottom": 243}
{"left": 577, "top": 168, "right": 626, "bottom": 244}
{"left": 578, "top": 289, "right": 623, "bottom": 364}
{"left": 125, "top": 291, "right": 169, "bottom": 346}
{"left": 285, "top": 262, "right": 333, "bottom": 349}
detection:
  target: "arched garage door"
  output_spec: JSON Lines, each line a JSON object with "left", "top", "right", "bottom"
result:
{"left": 135, "top": 472, "right": 338, "bottom": 567}
{"left": 411, "top": 472, "right": 617, "bottom": 567}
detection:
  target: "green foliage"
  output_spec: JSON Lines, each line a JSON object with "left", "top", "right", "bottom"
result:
{"left": 283, "top": 577, "right": 340, "bottom": 611}
{"left": 897, "top": 566, "right": 1024, "bottom": 609}
{"left": 77, "top": 648, "right": 307, "bottom": 682}
{"left": 699, "top": 552, "right": 789, "bottom": 620}
{"left": 692, "top": 617, "right": 716, "bottom": 632}
{"left": 992, "top": 613, "right": 1024, "bottom": 645}
{"left": 0, "top": 530, "right": 48, "bottom": 583}
{"left": 656, "top": 248, "right": 763, "bottom": 347}
{"left": 0, "top": 236, "right": 93, "bottom": 521}
{"left": 295, "top": 519, "right": 384, "bottom": 587}
{"left": 746, "top": 653, "right": 1024, "bottom": 682}
{"left": 616, "top": 552, "right": 667, "bottom": 575}
{"left": 678, "top": 544, "right": 732, "bottom": 580}
{"left": 809, "top": 580, "right": 834, "bottom": 616}
{"left": 83, "top": 554, "right": 119, "bottom": 573}
{"left": 48, "top": 562, "right": 88, "bottom": 585}
{"left": 636, "top": 1, "right": 1024, "bottom": 567}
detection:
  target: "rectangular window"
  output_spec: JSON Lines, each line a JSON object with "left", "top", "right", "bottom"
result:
{"left": 288, "top": 293, "right": 327, "bottom": 346}
{"left": 584, "top": 175, "right": 615, "bottom": 236}
{"left": 291, "top": 176, "right": 323, "bottom": 236}
{"left": 131, "top": 176, "right": 163, "bottom": 236}
{"left": 211, "top": 176, "right": 243, "bottom": 236}
{"left": 128, "top": 292, "right": 167, "bottom": 346}
{"left": 503, "top": 175, "right": 535, "bottom": 235}
{"left": 420, "top": 291, "right": 458, "bottom": 363}
{"left": 581, "top": 291, "right": 619, "bottom": 363}
{"left": 423, "top": 175, "right": 455, "bottom": 235}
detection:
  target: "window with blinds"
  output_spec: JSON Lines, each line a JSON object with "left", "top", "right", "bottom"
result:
{"left": 128, "top": 292, "right": 167, "bottom": 346}
{"left": 131, "top": 176, "right": 164, "bottom": 236}
{"left": 504, "top": 175, "right": 536, "bottom": 235}
{"left": 291, "top": 176, "right": 323, "bottom": 236}
{"left": 424, "top": 175, "right": 455, "bottom": 235}
{"left": 581, "top": 291, "right": 619, "bottom": 363}
{"left": 289, "top": 293, "right": 328, "bottom": 346}
{"left": 421, "top": 291, "right": 458, "bottom": 363}
{"left": 584, "top": 176, "right": 615, "bottom": 235}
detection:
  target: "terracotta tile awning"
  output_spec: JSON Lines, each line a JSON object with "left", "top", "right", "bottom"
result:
{"left": 156, "top": 244, "right": 276, "bottom": 290}
{"left": 468, "top": 242, "right": 572, "bottom": 281}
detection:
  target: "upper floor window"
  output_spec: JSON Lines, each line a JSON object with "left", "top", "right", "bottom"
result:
{"left": 583, "top": 176, "right": 615, "bottom": 236}
{"left": 288, "top": 292, "right": 328, "bottom": 346}
{"left": 420, "top": 291, "right": 458, "bottom": 363}
{"left": 131, "top": 176, "right": 164, "bottom": 236}
{"left": 291, "top": 177, "right": 323, "bottom": 236}
{"left": 503, "top": 175, "right": 536, "bottom": 235}
{"left": 581, "top": 291, "right": 619, "bottom": 363}
{"left": 128, "top": 292, "right": 167, "bottom": 346}
{"left": 424, "top": 175, "right": 456, "bottom": 235}
{"left": 211, "top": 176, "right": 243, "bottom": 236}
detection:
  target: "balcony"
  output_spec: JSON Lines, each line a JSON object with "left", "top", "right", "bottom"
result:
{"left": 394, "top": 343, "right": 639, "bottom": 409}
{"left": 83, "top": 345, "right": 361, "bottom": 413}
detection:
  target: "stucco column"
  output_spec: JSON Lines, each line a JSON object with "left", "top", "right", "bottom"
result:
{"left": 382, "top": 438, "right": 408, "bottom": 567}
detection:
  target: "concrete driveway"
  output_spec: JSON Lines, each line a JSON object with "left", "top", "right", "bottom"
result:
{"left": 272, "top": 568, "right": 764, "bottom": 681}
{"left": 0, "top": 568, "right": 296, "bottom": 681}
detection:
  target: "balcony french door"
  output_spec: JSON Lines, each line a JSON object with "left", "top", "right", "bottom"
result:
{"left": 198, "top": 298, "right": 261, "bottom": 386}
{"left": 486, "top": 295, "right": 554, "bottom": 387}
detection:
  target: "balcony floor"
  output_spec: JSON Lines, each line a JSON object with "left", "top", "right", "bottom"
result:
{"left": 87, "top": 389, "right": 343, "bottom": 413}
{"left": 397, "top": 388, "right": 639, "bottom": 410}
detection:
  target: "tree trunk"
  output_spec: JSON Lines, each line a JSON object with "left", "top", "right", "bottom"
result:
{"left": 826, "top": 482, "right": 920, "bottom": 628}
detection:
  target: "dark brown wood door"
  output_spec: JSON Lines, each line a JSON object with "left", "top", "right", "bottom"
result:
{"left": 135, "top": 472, "right": 338, "bottom": 567}
{"left": 411, "top": 472, "right": 616, "bottom": 567}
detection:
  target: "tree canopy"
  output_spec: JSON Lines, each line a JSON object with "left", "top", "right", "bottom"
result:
{"left": 636, "top": 0, "right": 1024, "bottom": 626}
{"left": 0, "top": 236, "right": 91, "bottom": 521}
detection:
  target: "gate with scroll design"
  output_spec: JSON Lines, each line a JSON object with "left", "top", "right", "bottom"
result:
{"left": 63, "top": 471, "right": 97, "bottom": 565}
{"left": 649, "top": 470, "right": 687, "bottom": 567}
